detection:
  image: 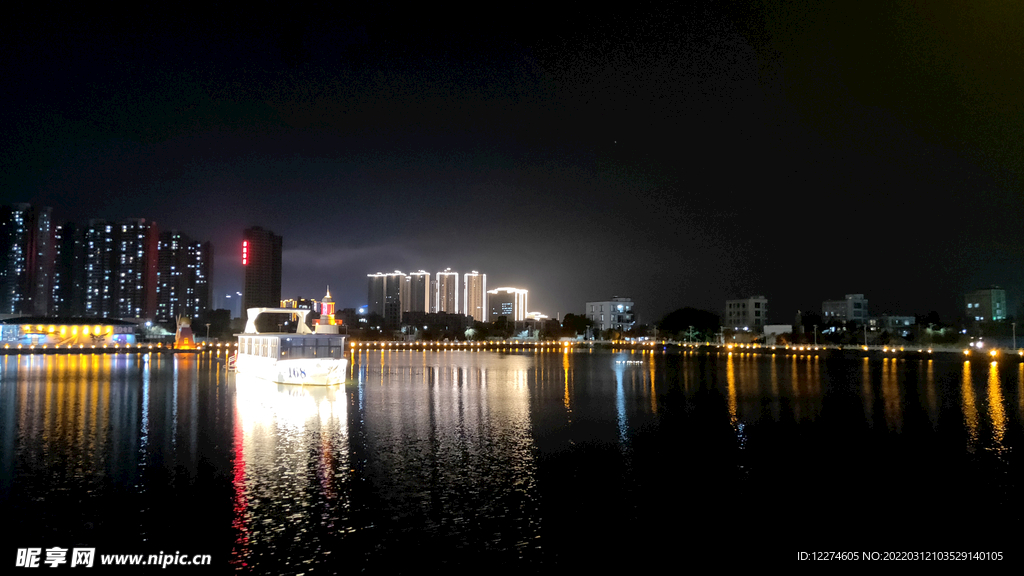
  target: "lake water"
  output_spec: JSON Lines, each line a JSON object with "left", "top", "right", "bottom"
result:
{"left": 2, "top": 349, "right": 1021, "bottom": 571}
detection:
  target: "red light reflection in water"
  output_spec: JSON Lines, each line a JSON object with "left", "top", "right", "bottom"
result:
{"left": 231, "top": 407, "right": 250, "bottom": 568}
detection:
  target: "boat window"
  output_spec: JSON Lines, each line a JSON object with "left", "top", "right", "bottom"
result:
{"left": 262, "top": 338, "right": 268, "bottom": 357}
{"left": 271, "top": 336, "right": 345, "bottom": 358}
{"left": 328, "top": 341, "right": 344, "bottom": 359}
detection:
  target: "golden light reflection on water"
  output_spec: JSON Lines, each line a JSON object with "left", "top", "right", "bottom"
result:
{"left": 791, "top": 356, "right": 803, "bottom": 421}
{"left": 925, "top": 359, "right": 938, "bottom": 427}
{"left": 683, "top": 354, "right": 692, "bottom": 393}
{"left": 809, "top": 354, "right": 821, "bottom": 400}
{"left": 562, "top": 350, "right": 572, "bottom": 418}
{"left": 1, "top": 353, "right": 223, "bottom": 510}
{"left": 648, "top": 354, "right": 657, "bottom": 415}
{"left": 862, "top": 357, "right": 873, "bottom": 426}
{"left": 880, "top": 358, "right": 902, "bottom": 431}
{"left": 745, "top": 353, "right": 760, "bottom": 407}
{"left": 770, "top": 354, "right": 779, "bottom": 397}
{"left": 9, "top": 354, "right": 130, "bottom": 479}
{"left": 987, "top": 362, "right": 1007, "bottom": 452}
{"left": 1019, "top": 363, "right": 1024, "bottom": 419}
{"left": 962, "top": 361, "right": 978, "bottom": 453}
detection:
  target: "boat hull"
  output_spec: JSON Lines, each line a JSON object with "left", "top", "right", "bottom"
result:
{"left": 235, "top": 355, "right": 347, "bottom": 385}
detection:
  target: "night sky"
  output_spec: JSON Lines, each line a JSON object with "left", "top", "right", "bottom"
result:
{"left": 2, "top": 3, "right": 1022, "bottom": 325}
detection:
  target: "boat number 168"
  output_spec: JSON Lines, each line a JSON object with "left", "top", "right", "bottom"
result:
{"left": 288, "top": 367, "right": 307, "bottom": 378}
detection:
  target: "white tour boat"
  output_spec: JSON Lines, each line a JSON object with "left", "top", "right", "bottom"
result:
{"left": 232, "top": 306, "right": 348, "bottom": 386}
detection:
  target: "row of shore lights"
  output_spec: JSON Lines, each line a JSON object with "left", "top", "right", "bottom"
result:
{"left": 9, "top": 339, "right": 1021, "bottom": 359}
{"left": 726, "top": 342, "right": 1024, "bottom": 358}
{"left": 353, "top": 341, "right": 576, "bottom": 349}
{"left": 351, "top": 340, "right": 677, "bottom": 349}
{"left": 1, "top": 342, "right": 240, "bottom": 351}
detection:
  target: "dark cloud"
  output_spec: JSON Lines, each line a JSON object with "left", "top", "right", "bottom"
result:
{"left": 2, "top": 2, "right": 1022, "bottom": 324}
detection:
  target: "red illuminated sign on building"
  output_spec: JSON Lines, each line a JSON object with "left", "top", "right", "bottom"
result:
{"left": 242, "top": 240, "right": 248, "bottom": 265}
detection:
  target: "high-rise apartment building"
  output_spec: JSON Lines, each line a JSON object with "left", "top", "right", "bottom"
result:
{"left": 404, "top": 270, "right": 431, "bottom": 313}
{"left": 0, "top": 204, "right": 55, "bottom": 316}
{"left": 965, "top": 287, "right": 1007, "bottom": 322}
{"left": 367, "top": 273, "right": 385, "bottom": 316}
{"left": 366, "top": 271, "right": 405, "bottom": 328}
{"left": 435, "top": 268, "right": 459, "bottom": 313}
{"left": 242, "top": 227, "right": 282, "bottom": 313}
{"left": 187, "top": 240, "right": 212, "bottom": 319}
{"left": 51, "top": 222, "right": 85, "bottom": 317}
{"left": 724, "top": 295, "right": 768, "bottom": 330}
{"left": 156, "top": 230, "right": 212, "bottom": 324}
{"left": 0, "top": 208, "right": 208, "bottom": 321}
{"left": 487, "top": 287, "right": 527, "bottom": 321}
{"left": 463, "top": 271, "right": 487, "bottom": 322}
{"left": 115, "top": 219, "right": 159, "bottom": 319}
{"left": 83, "top": 218, "right": 158, "bottom": 319}
{"left": 383, "top": 271, "right": 404, "bottom": 328}
{"left": 84, "top": 220, "right": 117, "bottom": 317}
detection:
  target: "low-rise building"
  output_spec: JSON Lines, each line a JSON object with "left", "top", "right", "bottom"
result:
{"left": 822, "top": 294, "right": 868, "bottom": 324}
{"left": 868, "top": 315, "right": 916, "bottom": 337}
{"left": 0, "top": 317, "right": 138, "bottom": 346}
{"left": 586, "top": 297, "right": 635, "bottom": 333}
{"left": 762, "top": 324, "right": 792, "bottom": 345}
{"left": 402, "top": 311, "right": 472, "bottom": 337}
{"left": 724, "top": 296, "right": 768, "bottom": 331}
{"left": 965, "top": 287, "right": 1007, "bottom": 322}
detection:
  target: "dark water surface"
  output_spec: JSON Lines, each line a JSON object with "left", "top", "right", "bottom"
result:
{"left": 2, "top": 349, "right": 1022, "bottom": 571}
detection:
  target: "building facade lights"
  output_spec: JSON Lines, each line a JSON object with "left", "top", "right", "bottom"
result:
{"left": 436, "top": 268, "right": 459, "bottom": 314}
{"left": 487, "top": 287, "right": 528, "bottom": 322}
{"left": 463, "top": 271, "right": 487, "bottom": 322}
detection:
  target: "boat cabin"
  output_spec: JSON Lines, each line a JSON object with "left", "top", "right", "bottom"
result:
{"left": 237, "top": 334, "right": 346, "bottom": 361}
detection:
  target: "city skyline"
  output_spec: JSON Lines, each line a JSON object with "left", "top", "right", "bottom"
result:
{"left": 2, "top": 3, "right": 1022, "bottom": 324}
{"left": 5, "top": 201, "right": 1023, "bottom": 328}
{"left": 367, "top": 269, "right": 491, "bottom": 325}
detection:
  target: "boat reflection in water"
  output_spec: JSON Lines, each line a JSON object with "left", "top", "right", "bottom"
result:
{"left": 233, "top": 372, "right": 348, "bottom": 428}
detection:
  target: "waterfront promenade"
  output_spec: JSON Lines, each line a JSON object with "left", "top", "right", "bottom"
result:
{"left": 350, "top": 339, "right": 1023, "bottom": 362}
{"left": 0, "top": 338, "right": 1019, "bottom": 364}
